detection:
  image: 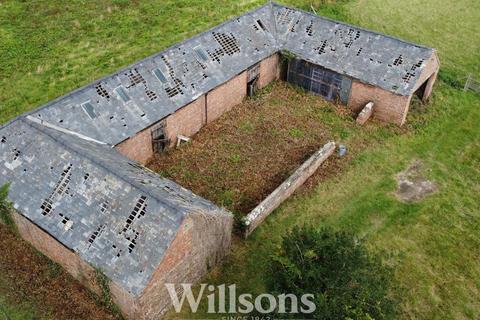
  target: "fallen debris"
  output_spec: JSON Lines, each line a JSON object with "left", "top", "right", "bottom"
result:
{"left": 176, "top": 135, "right": 191, "bottom": 147}
{"left": 356, "top": 102, "right": 374, "bottom": 125}
{"left": 395, "top": 159, "right": 437, "bottom": 202}
{"left": 338, "top": 144, "right": 347, "bottom": 157}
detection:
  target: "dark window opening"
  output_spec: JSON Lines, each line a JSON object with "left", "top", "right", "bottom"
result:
{"left": 287, "top": 59, "right": 351, "bottom": 104}
{"left": 151, "top": 121, "right": 168, "bottom": 153}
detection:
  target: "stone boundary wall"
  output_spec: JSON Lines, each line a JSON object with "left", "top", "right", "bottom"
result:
{"left": 244, "top": 141, "right": 336, "bottom": 237}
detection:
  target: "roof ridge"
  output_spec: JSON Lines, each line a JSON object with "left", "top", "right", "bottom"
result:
{"left": 20, "top": 118, "right": 183, "bottom": 213}
{"left": 271, "top": 2, "right": 434, "bottom": 50}
{"left": 20, "top": 2, "right": 277, "bottom": 122}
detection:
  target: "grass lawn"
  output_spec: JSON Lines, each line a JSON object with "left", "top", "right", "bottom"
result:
{"left": 1, "top": 0, "right": 479, "bottom": 319}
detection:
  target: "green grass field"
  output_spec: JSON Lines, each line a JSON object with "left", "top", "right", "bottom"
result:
{"left": 1, "top": 0, "right": 479, "bottom": 319}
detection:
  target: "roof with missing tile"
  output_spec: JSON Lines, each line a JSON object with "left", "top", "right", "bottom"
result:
{"left": 0, "top": 2, "right": 436, "bottom": 296}
{"left": 0, "top": 119, "right": 227, "bottom": 296}
{"left": 16, "top": 2, "right": 435, "bottom": 146}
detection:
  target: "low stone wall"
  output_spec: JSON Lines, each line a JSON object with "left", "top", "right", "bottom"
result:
{"left": 244, "top": 141, "right": 336, "bottom": 236}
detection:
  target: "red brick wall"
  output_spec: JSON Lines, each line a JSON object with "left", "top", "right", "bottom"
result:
{"left": 413, "top": 52, "right": 440, "bottom": 101}
{"left": 115, "top": 127, "right": 154, "bottom": 165}
{"left": 10, "top": 211, "right": 136, "bottom": 318}
{"left": 348, "top": 81, "right": 411, "bottom": 125}
{"left": 116, "top": 97, "right": 206, "bottom": 164}
{"left": 165, "top": 95, "right": 206, "bottom": 147}
{"left": 135, "top": 212, "right": 233, "bottom": 319}
{"left": 258, "top": 53, "right": 280, "bottom": 89}
{"left": 206, "top": 71, "right": 247, "bottom": 123}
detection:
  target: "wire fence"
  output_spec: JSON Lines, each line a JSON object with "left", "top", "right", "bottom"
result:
{"left": 464, "top": 74, "right": 480, "bottom": 94}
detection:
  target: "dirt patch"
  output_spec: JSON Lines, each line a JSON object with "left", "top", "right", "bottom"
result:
{"left": 147, "top": 82, "right": 352, "bottom": 214}
{"left": 395, "top": 159, "right": 437, "bottom": 202}
{"left": 0, "top": 225, "right": 119, "bottom": 320}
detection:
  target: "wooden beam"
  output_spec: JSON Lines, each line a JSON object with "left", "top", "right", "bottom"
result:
{"left": 244, "top": 141, "right": 336, "bottom": 237}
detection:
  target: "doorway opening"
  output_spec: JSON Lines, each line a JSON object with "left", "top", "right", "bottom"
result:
{"left": 247, "top": 64, "right": 260, "bottom": 97}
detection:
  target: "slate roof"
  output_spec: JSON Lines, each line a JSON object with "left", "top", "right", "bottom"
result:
{"left": 0, "top": 2, "right": 436, "bottom": 296}
{"left": 18, "top": 2, "right": 435, "bottom": 146}
{"left": 0, "top": 119, "right": 227, "bottom": 296}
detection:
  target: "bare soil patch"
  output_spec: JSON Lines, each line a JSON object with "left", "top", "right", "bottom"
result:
{"left": 147, "top": 82, "right": 352, "bottom": 214}
{"left": 0, "top": 225, "right": 119, "bottom": 320}
{"left": 395, "top": 159, "right": 438, "bottom": 202}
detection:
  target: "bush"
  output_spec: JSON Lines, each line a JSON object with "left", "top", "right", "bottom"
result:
{"left": 268, "top": 226, "right": 397, "bottom": 319}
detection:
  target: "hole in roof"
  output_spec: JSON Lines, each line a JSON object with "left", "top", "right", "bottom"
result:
{"left": 121, "top": 196, "right": 147, "bottom": 234}
{"left": 95, "top": 83, "right": 110, "bottom": 100}
{"left": 41, "top": 164, "right": 72, "bottom": 216}
{"left": 152, "top": 68, "right": 167, "bottom": 83}
{"left": 1, "top": 136, "right": 6, "bottom": 143}
{"left": 125, "top": 69, "right": 146, "bottom": 88}
{"left": 256, "top": 19, "right": 267, "bottom": 32}
{"left": 161, "top": 56, "right": 175, "bottom": 78}
{"left": 87, "top": 225, "right": 105, "bottom": 247}
{"left": 393, "top": 55, "right": 403, "bottom": 66}
{"left": 402, "top": 72, "right": 415, "bottom": 83}
{"left": 306, "top": 20, "right": 314, "bottom": 36}
{"left": 165, "top": 78, "right": 185, "bottom": 98}
{"left": 208, "top": 32, "right": 240, "bottom": 63}
{"left": 315, "top": 40, "right": 328, "bottom": 55}
{"left": 289, "top": 19, "right": 300, "bottom": 33}
{"left": 12, "top": 148, "right": 21, "bottom": 161}
{"left": 114, "top": 86, "right": 131, "bottom": 103}
{"left": 81, "top": 102, "right": 97, "bottom": 119}
{"left": 100, "top": 200, "right": 110, "bottom": 214}
{"left": 277, "top": 8, "right": 295, "bottom": 25}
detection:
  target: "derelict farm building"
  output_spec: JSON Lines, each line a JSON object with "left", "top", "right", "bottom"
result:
{"left": 0, "top": 2, "right": 439, "bottom": 319}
